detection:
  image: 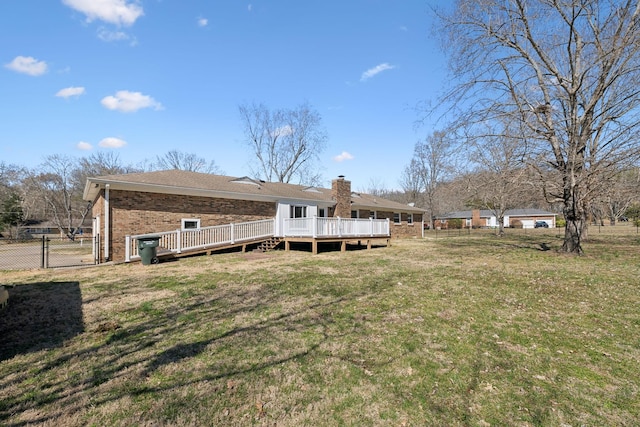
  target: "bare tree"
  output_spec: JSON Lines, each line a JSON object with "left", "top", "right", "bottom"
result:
{"left": 594, "top": 167, "right": 640, "bottom": 225}
{"left": 404, "top": 130, "right": 457, "bottom": 229}
{"left": 465, "top": 120, "right": 536, "bottom": 235}
{"left": 30, "top": 155, "right": 91, "bottom": 240}
{"left": 436, "top": 0, "right": 640, "bottom": 254}
{"left": 239, "top": 102, "right": 328, "bottom": 185}
{"left": 72, "top": 152, "right": 139, "bottom": 196}
{"left": 0, "top": 163, "right": 43, "bottom": 229}
{"left": 399, "top": 158, "right": 424, "bottom": 207}
{"left": 152, "top": 150, "right": 222, "bottom": 174}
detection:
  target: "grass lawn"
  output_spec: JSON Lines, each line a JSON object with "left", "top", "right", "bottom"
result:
{"left": 1, "top": 229, "right": 639, "bottom": 426}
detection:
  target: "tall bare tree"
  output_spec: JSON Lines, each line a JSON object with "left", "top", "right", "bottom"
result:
{"left": 239, "top": 102, "right": 328, "bottom": 185}
{"left": 399, "top": 158, "right": 424, "bottom": 207}
{"left": 152, "top": 150, "right": 222, "bottom": 174}
{"left": 404, "top": 130, "right": 457, "bottom": 229}
{"left": 30, "top": 155, "right": 92, "bottom": 240}
{"left": 436, "top": 0, "right": 640, "bottom": 254}
{"left": 594, "top": 167, "right": 640, "bottom": 225}
{"left": 465, "top": 120, "right": 535, "bottom": 235}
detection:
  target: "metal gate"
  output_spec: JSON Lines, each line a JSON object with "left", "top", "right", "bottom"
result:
{"left": 0, "top": 236, "right": 99, "bottom": 270}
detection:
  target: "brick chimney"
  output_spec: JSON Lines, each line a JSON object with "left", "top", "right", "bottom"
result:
{"left": 472, "top": 209, "right": 481, "bottom": 228}
{"left": 331, "top": 175, "right": 352, "bottom": 218}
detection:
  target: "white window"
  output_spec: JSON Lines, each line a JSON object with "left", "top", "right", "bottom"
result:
{"left": 319, "top": 208, "right": 326, "bottom": 218}
{"left": 369, "top": 211, "right": 377, "bottom": 219}
{"left": 351, "top": 210, "right": 359, "bottom": 218}
{"left": 407, "top": 213, "right": 414, "bottom": 224}
{"left": 182, "top": 218, "right": 200, "bottom": 230}
{"left": 393, "top": 213, "right": 401, "bottom": 224}
{"left": 290, "top": 205, "right": 307, "bottom": 218}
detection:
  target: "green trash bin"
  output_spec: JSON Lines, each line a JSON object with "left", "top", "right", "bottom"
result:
{"left": 138, "top": 236, "right": 160, "bottom": 265}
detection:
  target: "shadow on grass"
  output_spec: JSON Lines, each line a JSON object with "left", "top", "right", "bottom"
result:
{"left": 0, "top": 278, "right": 381, "bottom": 426}
{"left": 0, "top": 282, "right": 84, "bottom": 362}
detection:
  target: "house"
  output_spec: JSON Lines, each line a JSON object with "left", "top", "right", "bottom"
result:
{"left": 435, "top": 209, "right": 557, "bottom": 229}
{"left": 83, "top": 170, "right": 425, "bottom": 263}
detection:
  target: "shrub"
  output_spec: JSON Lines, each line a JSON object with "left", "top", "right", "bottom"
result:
{"left": 448, "top": 218, "right": 463, "bottom": 229}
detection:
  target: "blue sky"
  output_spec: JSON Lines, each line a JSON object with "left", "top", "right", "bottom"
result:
{"left": 1, "top": 0, "right": 448, "bottom": 190}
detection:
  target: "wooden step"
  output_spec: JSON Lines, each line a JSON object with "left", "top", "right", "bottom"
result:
{"left": 257, "top": 237, "right": 283, "bottom": 252}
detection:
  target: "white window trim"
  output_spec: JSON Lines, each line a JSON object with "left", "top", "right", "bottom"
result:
{"left": 182, "top": 218, "right": 201, "bottom": 230}
{"left": 393, "top": 212, "right": 401, "bottom": 224}
{"left": 407, "top": 213, "right": 414, "bottom": 225}
{"left": 290, "top": 205, "right": 308, "bottom": 218}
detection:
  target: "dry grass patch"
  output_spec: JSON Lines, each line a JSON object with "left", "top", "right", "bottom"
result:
{"left": 1, "top": 231, "right": 639, "bottom": 426}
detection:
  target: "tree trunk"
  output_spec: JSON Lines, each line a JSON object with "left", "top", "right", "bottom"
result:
{"left": 561, "top": 189, "right": 585, "bottom": 254}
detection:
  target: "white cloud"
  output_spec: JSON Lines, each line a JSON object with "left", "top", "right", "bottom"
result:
{"left": 56, "top": 86, "right": 86, "bottom": 98}
{"left": 77, "top": 141, "right": 93, "bottom": 150}
{"left": 5, "top": 56, "right": 48, "bottom": 76}
{"left": 333, "top": 151, "right": 354, "bottom": 162}
{"left": 360, "top": 63, "right": 396, "bottom": 82}
{"left": 99, "top": 137, "right": 127, "bottom": 148}
{"left": 62, "top": 0, "right": 144, "bottom": 26}
{"left": 101, "top": 90, "right": 163, "bottom": 112}
{"left": 197, "top": 17, "right": 208, "bottom": 27}
{"left": 97, "top": 27, "right": 133, "bottom": 43}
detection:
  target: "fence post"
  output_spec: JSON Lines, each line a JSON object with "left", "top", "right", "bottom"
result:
{"left": 231, "top": 223, "right": 235, "bottom": 244}
{"left": 337, "top": 217, "right": 342, "bottom": 237}
{"left": 41, "top": 236, "right": 46, "bottom": 268}
{"left": 44, "top": 237, "right": 50, "bottom": 268}
{"left": 176, "top": 229, "right": 182, "bottom": 253}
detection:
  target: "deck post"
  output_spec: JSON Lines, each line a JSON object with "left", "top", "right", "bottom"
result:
{"left": 312, "top": 240, "right": 318, "bottom": 254}
{"left": 285, "top": 240, "right": 290, "bottom": 251}
{"left": 230, "top": 223, "right": 235, "bottom": 244}
{"left": 312, "top": 216, "right": 317, "bottom": 238}
{"left": 337, "top": 217, "right": 342, "bottom": 237}
{"left": 367, "top": 239, "right": 372, "bottom": 249}
{"left": 370, "top": 217, "right": 374, "bottom": 236}
{"left": 176, "top": 229, "right": 182, "bottom": 253}
{"left": 341, "top": 240, "right": 346, "bottom": 252}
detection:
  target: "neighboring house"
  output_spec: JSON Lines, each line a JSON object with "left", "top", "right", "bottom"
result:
{"left": 435, "top": 209, "right": 557, "bottom": 229}
{"left": 83, "top": 170, "right": 425, "bottom": 263}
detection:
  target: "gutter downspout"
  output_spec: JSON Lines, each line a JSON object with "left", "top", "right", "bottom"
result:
{"left": 104, "top": 184, "right": 110, "bottom": 261}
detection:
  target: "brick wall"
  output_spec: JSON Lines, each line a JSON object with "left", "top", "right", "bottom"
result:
{"left": 375, "top": 211, "right": 423, "bottom": 239}
{"left": 103, "top": 190, "right": 276, "bottom": 262}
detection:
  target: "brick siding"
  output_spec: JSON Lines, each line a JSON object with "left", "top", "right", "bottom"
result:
{"left": 94, "top": 190, "right": 275, "bottom": 262}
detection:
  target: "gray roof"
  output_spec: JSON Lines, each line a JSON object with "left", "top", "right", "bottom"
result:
{"left": 437, "top": 208, "right": 556, "bottom": 219}
{"left": 83, "top": 170, "right": 424, "bottom": 213}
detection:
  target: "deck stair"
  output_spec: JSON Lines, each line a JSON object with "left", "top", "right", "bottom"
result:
{"left": 257, "top": 237, "right": 283, "bottom": 252}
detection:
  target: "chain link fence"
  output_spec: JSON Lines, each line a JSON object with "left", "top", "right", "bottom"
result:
{"left": 0, "top": 236, "right": 98, "bottom": 270}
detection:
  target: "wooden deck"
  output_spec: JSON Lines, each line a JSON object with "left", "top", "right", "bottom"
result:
{"left": 126, "top": 218, "right": 391, "bottom": 262}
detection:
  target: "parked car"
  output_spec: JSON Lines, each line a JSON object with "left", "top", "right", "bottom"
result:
{"left": 534, "top": 220, "right": 549, "bottom": 228}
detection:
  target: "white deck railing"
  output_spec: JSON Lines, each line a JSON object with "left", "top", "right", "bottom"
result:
{"left": 125, "top": 217, "right": 390, "bottom": 262}
{"left": 125, "top": 219, "right": 275, "bottom": 262}
{"left": 283, "top": 217, "right": 390, "bottom": 238}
